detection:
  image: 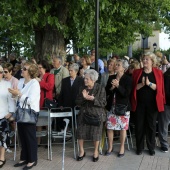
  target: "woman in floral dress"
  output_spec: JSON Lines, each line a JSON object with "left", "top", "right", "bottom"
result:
{"left": 105, "top": 59, "right": 132, "bottom": 158}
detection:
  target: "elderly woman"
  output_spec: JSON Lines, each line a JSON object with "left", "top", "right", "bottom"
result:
{"left": 105, "top": 59, "right": 132, "bottom": 158}
{"left": 131, "top": 52, "right": 165, "bottom": 156}
{"left": 0, "top": 65, "right": 15, "bottom": 168}
{"left": 58, "top": 63, "right": 84, "bottom": 131}
{"left": 59, "top": 63, "right": 84, "bottom": 109}
{"left": 78, "top": 55, "right": 93, "bottom": 77}
{"left": 9, "top": 62, "right": 40, "bottom": 169}
{"left": 76, "top": 69, "right": 106, "bottom": 162}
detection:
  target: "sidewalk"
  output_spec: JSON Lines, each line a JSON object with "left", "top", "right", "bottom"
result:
{"left": 4, "top": 142, "right": 170, "bottom": 170}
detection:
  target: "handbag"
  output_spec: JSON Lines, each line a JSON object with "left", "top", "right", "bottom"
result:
{"left": 114, "top": 103, "right": 128, "bottom": 116}
{"left": 44, "top": 98, "right": 58, "bottom": 109}
{"left": 113, "top": 93, "right": 128, "bottom": 116}
{"left": 83, "top": 112, "right": 101, "bottom": 126}
{"left": 83, "top": 105, "right": 101, "bottom": 127}
{"left": 15, "top": 97, "right": 39, "bottom": 124}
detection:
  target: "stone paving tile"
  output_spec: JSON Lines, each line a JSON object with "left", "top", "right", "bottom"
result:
{"left": 3, "top": 143, "right": 170, "bottom": 170}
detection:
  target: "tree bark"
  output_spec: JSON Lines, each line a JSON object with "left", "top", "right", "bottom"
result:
{"left": 34, "top": 0, "right": 68, "bottom": 62}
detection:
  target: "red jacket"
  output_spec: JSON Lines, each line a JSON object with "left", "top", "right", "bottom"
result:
{"left": 39, "top": 73, "right": 55, "bottom": 109}
{"left": 131, "top": 68, "right": 165, "bottom": 112}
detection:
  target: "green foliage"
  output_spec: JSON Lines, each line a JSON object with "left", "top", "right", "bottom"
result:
{"left": 0, "top": 0, "right": 170, "bottom": 59}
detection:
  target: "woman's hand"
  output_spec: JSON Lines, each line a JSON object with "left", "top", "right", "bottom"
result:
{"left": 82, "top": 89, "right": 89, "bottom": 99}
{"left": 8, "top": 88, "right": 21, "bottom": 96}
{"left": 5, "top": 113, "right": 12, "bottom": 119}
{"left": 145, "top": 76, "right": 150, "bottom": 86}
{"left": 112, "top": 79, "right": 119, "bottom": 88}
{"left": 82, "top": 89, "right": 94, "bottom": 101}
{"left": 142, "top": 76, "right": 145, "bottom": 86}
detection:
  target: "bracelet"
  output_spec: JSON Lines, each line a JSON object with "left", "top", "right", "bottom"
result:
{"left": 149, "top": 82, "right": 152, "bottom": 87}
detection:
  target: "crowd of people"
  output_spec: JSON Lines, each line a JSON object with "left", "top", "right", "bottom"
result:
{"left": 0, "top": 50, "right": 169, "bottom": 169}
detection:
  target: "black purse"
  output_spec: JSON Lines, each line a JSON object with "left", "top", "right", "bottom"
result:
{"left": 15, "top": 97, "right": 39, "bottom": 124}
{"left": 115, "top": 103, "right": 128, "bottom": 116}
{"left": 83, "top": 105, "right": 101, "bottom": 127}
{"left": 113, "top": 93, "right": 128, "bottom": 116}
{"left": 44, "top": 98, "right": 58, "bottom": 109}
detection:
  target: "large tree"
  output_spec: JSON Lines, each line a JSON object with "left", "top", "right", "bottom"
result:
{"left": 0, "top": 0, "right": 170, "bottom": 59}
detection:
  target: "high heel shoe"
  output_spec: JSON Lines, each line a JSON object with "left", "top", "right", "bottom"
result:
{"left": 93, "top": 155, "right": 99, "bottom": 162}
{"left": 77, "top": 152, "right": 86, "bottom": 161}
{"left": 117, "top": 152, "right": 125, "bottom": 158}
{"left": 22, "top": 161, "right": 37, "bottom": 170}
{"left": 0, "top": 160, "right": 6, "bottom": 168}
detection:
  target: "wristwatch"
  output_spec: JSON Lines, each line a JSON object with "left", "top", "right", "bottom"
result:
{"left": 149, "top": 82, "right": 152, "bottom": 87}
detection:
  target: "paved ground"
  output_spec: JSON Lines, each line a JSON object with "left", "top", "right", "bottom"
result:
{"left": 3, "top": 139, "right": 170, "bottom": 170}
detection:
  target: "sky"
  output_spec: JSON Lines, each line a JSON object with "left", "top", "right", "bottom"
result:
{"left": 159, "top": 32, "right": 170, "bottom": 50}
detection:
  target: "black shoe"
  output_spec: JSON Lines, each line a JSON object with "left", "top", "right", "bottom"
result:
{"left": 93, "top": 156, "right": 99, "bottom": 162}
{"left": 160, "top": 147, "right": 168, "bottom": 153}
{"left": 117, "top": 153, "right": 125, "bottom": 158}
{"left": 23, "top": 161, "right": 37, "bottom": 170}
{"left": 105, "top": 149, "right": 113, "bottom": 156}
{"left": 77, "top": 152, "right": 86, "bottom": 161}
{"left": 14, "top": 161, "right": 27, "bottom": 167}
{"left": 149, "top": 150, "right": 155, "bottom": 156}
{"left": 0, "top": 160, "right": 6, "bottom": 168}
{"left": 136, "top": 150, "right": 142, "bottom": 155}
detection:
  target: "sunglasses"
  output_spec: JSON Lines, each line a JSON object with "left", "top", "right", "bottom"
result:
{"left": 22, "top": 67, "right": 28, "bottom": 71}
{"left": 0, "top": 71, "right": 3, "bottom": 74}
{"left": 3, "top": 71, "right": 8, "bottom": 74}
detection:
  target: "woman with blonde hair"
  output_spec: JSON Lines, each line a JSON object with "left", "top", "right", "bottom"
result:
{"left": 131, "top": 52, "right": 165, "bottom": 156}
{"left": 9, "top": 62, "right": 40, "bottom": 169}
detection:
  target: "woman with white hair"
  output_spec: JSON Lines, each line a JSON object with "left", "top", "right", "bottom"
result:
{"left": 0, "top": 65, "right": 16, "bottom": 168}
{"left": 131, "top": 52, "right": 165, "bottom": 156}
{"left": 105, "top": 59, "right": 132, "bottom": 158}
{"left": 76, "top": 69, "right": 106, "bottom": 162}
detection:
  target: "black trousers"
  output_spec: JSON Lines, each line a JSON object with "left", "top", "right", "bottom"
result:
{"left": 135, "top": 103, "right": 158, "bottom": 151}
{"left": 18, "top": 123, "right": 37, "bottom": 162}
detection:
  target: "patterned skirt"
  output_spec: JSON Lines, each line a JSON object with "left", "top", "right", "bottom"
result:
{"left": 106, "top": 110, "right": 130, "bottom": 130}
{"left": 0, "top": 118, "right": 10, "bottom": 148}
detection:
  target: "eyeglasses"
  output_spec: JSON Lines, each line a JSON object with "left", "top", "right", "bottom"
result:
{"left": 22, "top": 67, "right": 28, "bottom": 71}
{"left": 0, "top": 71, "right": 3, "bottom": 74}
{"left": 3, "top": 71, "right": 9, "bottom": 74}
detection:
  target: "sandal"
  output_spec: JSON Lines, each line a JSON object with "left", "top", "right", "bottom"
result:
{"left": 0, "top": 160, "right": 6, "bottom": 168}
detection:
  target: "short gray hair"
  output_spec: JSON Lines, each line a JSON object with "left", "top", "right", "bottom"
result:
{"left": 84, "top": 69, "right": 99, "bottom": 82}
{"left": 69, "top": 63, "right": 79, "bottom": 72}
{"left": 52, "top": 54, "right": 63, "bottom": 64}
{"left": 117, "top": 59, "right": 129, "bottom": 70}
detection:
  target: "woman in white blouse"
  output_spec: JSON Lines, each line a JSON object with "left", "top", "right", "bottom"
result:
{"left": 9, "top": 62, "right": 40, "bottom": 170}
{"left": 0, "top": 65, "right": 16, "bottom": 168}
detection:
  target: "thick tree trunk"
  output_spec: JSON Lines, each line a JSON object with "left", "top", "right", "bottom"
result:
{"left": 34, "top": 26, "right": 66, "bottom": 62}
{"left": 34, "top": 0, "right": 68, "bottom": 62}
{"left": 34, "top": 30, "right": 43, "bottom": 61}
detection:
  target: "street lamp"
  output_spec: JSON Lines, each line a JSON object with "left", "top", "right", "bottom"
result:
{"left": 153, "top": 43, "right": 157, "bottom": 52}
{"left": 141, "top": 34, "right": 146, "bottom": 55}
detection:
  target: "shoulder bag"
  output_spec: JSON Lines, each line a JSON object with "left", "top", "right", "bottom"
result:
{"left": 114, "top": 94, "right": 128, "bottom": 116}
{"left": 15, "top": 97, "right": 39, "bottom": 124}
